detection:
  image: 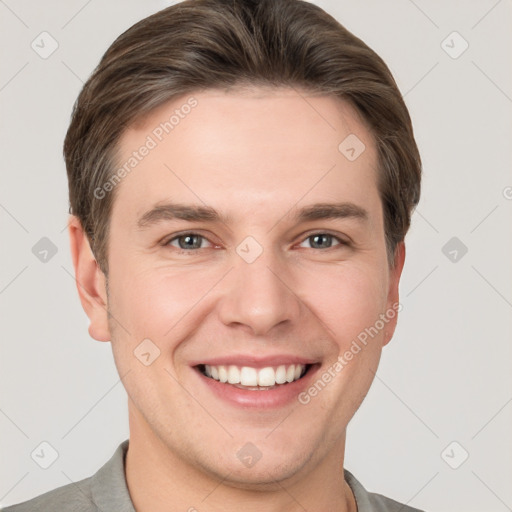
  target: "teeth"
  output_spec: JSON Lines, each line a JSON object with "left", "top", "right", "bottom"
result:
{"left": 227, "top": 365, "right": 240, "bottom": 384}
{"left": 202, "top": 363, "right": 307, "bottom": 387}
{"left": 286, "top": 365, "right": 295, "bottom": 383}
{"left": 240, "top": 367, "right": 258, "bottom": 386}
{"left": 258, "top": 367, "right": 275, "bottom": 387}
{"left": 275, "top": 365, "right": 287, "bottom": 384}
{"left": 218, "top": 365, "right": 228, "bottom": 383}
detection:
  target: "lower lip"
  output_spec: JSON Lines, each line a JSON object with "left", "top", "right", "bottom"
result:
{"left": 194, "top": 365, "right": 320, "bottom": 409}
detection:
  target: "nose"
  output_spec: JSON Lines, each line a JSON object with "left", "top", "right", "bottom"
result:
{"left": 217, "top": 247, "right": 302, "bottom": 337}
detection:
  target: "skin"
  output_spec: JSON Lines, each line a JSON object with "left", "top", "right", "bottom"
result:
{"left": 69, "top": 87, "right": 405, "bottom": 512}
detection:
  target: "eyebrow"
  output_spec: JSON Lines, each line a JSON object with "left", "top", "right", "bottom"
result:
{"left": 296, "top": 202, "right": 368, "bottom": 223}
{"left": 137, "top": 201, "right": 369, "bottom": 229}
{"left": 137, "top": 203, "right": 222, "bottom": 228}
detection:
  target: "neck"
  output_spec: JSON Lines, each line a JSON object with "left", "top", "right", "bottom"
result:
{"left": 125, "top": 406, "right": 356, "bottom": 512}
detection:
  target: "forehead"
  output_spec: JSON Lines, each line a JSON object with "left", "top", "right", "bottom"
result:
{"left": 112, "top": 87, "right": 380, "bottom": 224}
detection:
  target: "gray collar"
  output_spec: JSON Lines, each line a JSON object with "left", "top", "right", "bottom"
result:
{"left": 90, "top": 440, "right": 135, "bottom": 512}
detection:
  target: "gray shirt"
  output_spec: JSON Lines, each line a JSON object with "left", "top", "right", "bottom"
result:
{"left": 2, "top": 440, "right": 425, "bottom": 512}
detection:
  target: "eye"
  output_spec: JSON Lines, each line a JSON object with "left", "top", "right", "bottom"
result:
{"left": 298, "top": 233, "right": 345, "bottom": 250}
{"left": 167, "top": 233, "right": 212, "bottom": 250}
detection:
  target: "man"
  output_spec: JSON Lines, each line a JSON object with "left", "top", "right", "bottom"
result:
{"left": 3, "top": 0, "right": 423, "bottom": 510}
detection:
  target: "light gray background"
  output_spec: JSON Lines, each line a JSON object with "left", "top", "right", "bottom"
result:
{"left": 1, "top": 1, "right": 511, "bottom": 511}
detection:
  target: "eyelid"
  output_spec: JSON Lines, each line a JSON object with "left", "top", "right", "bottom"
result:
{"left": 295, "top": 231, "right": 350, "bottom": 249}
{"left": 162, "top": 231, "right": 217, "bottom": 249}
{"left": 162, "top": 230, "right": 351, "bottom": 251}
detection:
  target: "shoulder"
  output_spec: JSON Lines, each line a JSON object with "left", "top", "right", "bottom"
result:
{"left": 363, "top": 491, "right": 426, "bottom": 512}
{"left": 345, "top": 470, "right": 426, "bottom": 512}
{"left": 2, "top": 440, "right": 132, "bottom": 512}
{"left": 1, "top": 476, "right": 96, "bottom": 512}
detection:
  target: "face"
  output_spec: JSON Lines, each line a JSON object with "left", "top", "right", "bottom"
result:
{"left": 75, "top": 87, "right": 404, "bottom": 487}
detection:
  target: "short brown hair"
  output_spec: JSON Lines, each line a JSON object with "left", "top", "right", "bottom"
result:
{"left": 64, "top": 0, "right": 421, "bottom": 274}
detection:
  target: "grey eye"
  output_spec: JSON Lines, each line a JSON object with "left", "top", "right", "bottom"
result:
{"left": 300, "top": 234, "right": 340, "bottom": 249}
{"left": 169, "top": 234, "right": 207, "bottom": 250}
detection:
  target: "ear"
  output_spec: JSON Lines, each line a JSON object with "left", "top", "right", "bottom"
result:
{"left": 382, "top": 241, "right": 406, "bottom": 347}
{"left": 68, "top": 215, "right": 111, "bottom": 342}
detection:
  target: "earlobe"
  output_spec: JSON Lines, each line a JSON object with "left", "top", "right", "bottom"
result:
{"left": 68, "top": 215, "right": 111, "bottom": 342}
{"left": 382, "top": 242, "right": 406, "bottom": 347}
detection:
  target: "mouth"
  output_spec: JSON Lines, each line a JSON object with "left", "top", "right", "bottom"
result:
{"left": 193, "top": 361, "right": 319, "bottom": 408}
{"left": 196, "top": 363, "right": 312, "bottom": 390}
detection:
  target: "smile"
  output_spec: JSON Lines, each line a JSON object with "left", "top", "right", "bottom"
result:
{"left": 192, "top": 354, "right": 320, "bottom": 408}
{"left": 199, "top": 363, "right": 309, "bottom": 389}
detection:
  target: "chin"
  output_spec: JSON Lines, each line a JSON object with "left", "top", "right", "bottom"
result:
{"left": 196, "top": 442, "right": 317, "bottom": 489}
{"left": 217, "top": 461, "right": 307, "bottom": 489}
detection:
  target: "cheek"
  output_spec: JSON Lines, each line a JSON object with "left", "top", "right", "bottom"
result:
{"left": 295, "top": 264, "right": 389, "bottom": 431}
{"left": 106, "top": 266, "right": 215, "bottom": 406}
{"left": 301, "top": 262, "right": 388, "bottom": 345}
{"left": 108, "top": 263, "right": 220, "bottom": 343}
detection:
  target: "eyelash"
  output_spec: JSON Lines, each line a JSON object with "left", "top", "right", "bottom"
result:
{"left": 163, "top": 231, "right": 349, "bottom": 253}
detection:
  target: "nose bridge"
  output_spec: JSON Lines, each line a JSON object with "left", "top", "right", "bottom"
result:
{"left": 218, "top": 242, "right": 301, "bottom": 335}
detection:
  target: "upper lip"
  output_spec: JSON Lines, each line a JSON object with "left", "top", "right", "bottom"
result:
{"left": 190, "top": 354, "right": 318, "bottom": 368}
